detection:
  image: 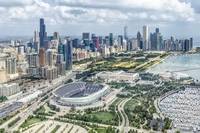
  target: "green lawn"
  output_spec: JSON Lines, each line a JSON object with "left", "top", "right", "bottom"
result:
{"left": 51, "top": 125, "right": 61, "bottom": 133}
{"left": 90, "top": 127, "right": 115, "bottom": 133}
{"left": 124, "top": 99, "right": 139, "bottom": 111}
{"left": 37, "top": 106, "right": 46, "bottom": 113}
{"left": 89, "top": 112, "right": 114, "bottom": 122}
{"left": 20, "top": 117, "right": 43, "bottom": 128}
{"left": 110, "top": 98, "right": 122, "bottom": 107}
{"left": 95, "top": 128, "right": 107, "bottom": 133}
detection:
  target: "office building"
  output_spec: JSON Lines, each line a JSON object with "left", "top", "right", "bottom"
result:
{"left": 150, "top": 28, "right": 163, "bottom": 51}
{"left": 124, "top": 26, "right": 128, "bottom": 40}
{"left": 64, "top": 39, "right": 73, "bottom": 70}
{"left": 6, "top": 57, "right": 17, "bottom": 74}
{"left": 45, "top": 49, "right": 54, "bottom": 67}
{"left": 137, "top": 32, "right": 143, "bottom": 49}
{"left": 109, "top": 33, "right": 113, "bottom": 46}
{"left": 82, "top": 32, "right": 90, "bottom": 49}
{"left": 0, "top": 83, "right": 20, "bottom": 97}
{"left": 27, "top": 53, "right": 39, "bottom": 68}
{"left": 39, "top": 18, "right": 47, "bottom": 48}
{"left": 46, "top": 67, "right": 58, "bottom": 81}
{"left": 118, "top": 35, "right": 123, "bottom": 46}
{"left": 143, "top": 25, "right": 149, "bottom": 50}
{"left": 33, "top": 30, "right": 40, "bottom": 53}
{"left": 39, "top": 48, "right": 45, "bottom": 67}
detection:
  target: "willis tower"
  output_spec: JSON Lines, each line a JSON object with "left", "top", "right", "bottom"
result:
{"left": 39, "top": 18, "right": 47, "bottom": 48}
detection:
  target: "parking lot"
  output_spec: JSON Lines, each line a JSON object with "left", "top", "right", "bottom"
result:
{"left": 159, "top": 87, "right": 200, "bottom": 132}
{"left": 24, "top": 120, "right": 87, "bottom": 133}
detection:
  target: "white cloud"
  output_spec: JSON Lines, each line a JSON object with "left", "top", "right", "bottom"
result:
{"left": 0, "top": 0, "right": 195, "bottom": 25}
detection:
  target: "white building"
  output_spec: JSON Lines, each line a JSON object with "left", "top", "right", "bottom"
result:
{"left": 18, "top": 90, "right": 42, "bottom": 103}
{"left": 6, "top": 57, "right": 17, "bottom": 74}
{"left": 96, "top": 71, "right": 139, "bottom": 83}
{"left": 143, "top": 25, "right": 149, "bottom": 50}
{"left": 0, "top": 83, "right": 20, "bottom": 97}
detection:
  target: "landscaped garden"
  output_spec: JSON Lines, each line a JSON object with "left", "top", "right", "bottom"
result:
{"left": 20, "top": 115, "right": 46, "bottom": 130}
{"left": 61, "top": 110, "right": 119, "bottom": 126}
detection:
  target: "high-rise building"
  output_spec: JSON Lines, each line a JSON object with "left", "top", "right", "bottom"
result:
{"left": 184, "top": 39, "right": 190, "bottom": 52}
{"left": 33, "top": 30, "right": 40, "bottom": 53}
{"left": 27, "top": 53, "right": 39, "bottom": 68}
{"left": 46, "top": 67, "right": 58, "bottom": 81}
{"left": 82, "top": 33, "right": 90, "bottom": 49}
{"left": 143, "top": 25, "right": 149, "bottom": 50}
{"left": 109, "top": 33, "right": 114, "bottom": 46}
{"left": 6, "top": 57, "right": 17, "bottom": 74}
{"left": 82, "top": 33, "right": 90, "bottom": 40}
{"left": 137, "top": 32, "right": 143, "bottom": 49}
{"left": 34, "top": 30, "right": 40, "bottom": 43}
{"left": 72, "top": 39, "right": 80, "bottom": 48}
{"left": 92, "top": 36, "right": 100, "bottom": 51}
{"left": 39, "top": 48, "right": 45, "bottom": 67}
{"left": 124, "top": 26, "right": 128, "bottom": 40}
{"left": 190, "top": 38, "right": 193, "bottom": 50}
{"left": 53, "top": 32, "right": 59, "bottom": 40}
{"left": 45, "top": 49, "right": 54, "bottom": 67}
{"left": 98, "top": 36, "right": 103, "bottom": 46}
{"left": 150, "top": 28, "right": 163, "bottom": 51}
{"left": 118, "top": 35, "right": 123, "bottom": 46}
{"left": 56, "top": 54, "right": 64, "bottom": 64}
{"left": 64, "top": 39, "right": 73, "bottom": 70}
{"left": 39, "top": 18, "right": 47, "bottom": 48}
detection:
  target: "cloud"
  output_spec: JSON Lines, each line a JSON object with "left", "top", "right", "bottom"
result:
{"left": 0, "top": 0, "right": 34, "bottom": 7}
{"left": 0, "top": 0, "right": 195, "bottom": 25}
{"left": 0, "top": 0, "right": 198, "bottom": 37}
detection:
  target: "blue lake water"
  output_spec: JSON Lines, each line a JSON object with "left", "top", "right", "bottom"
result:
{"left": 148, "top": 54, "right": 200, "bottom": 81}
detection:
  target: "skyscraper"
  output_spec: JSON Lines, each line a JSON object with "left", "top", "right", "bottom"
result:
{"left": 118, "top": 35, "right": 123, "bottom": 46}
{"left": 190, "top": 38, "right": 193, "bottom": 50}
{"left": 64, "top": 39, "right": 73, "bottom": 70}
{"left": 27, "top": 53, "right": 39, "bottom": 68}
{"left": 39, "top": 48, "right": 45, "bottom": 67}
{"left": 45, "top": 49, "right": 54, "bottom": 67}
{"left": 143, "top": 25, "right": 149, "bottom": 50}
{"left": 109, "top": 33, "right": 113, "bottom": 46}
{"left": 184, "top": 39, "right": 190, "bottom": 52}
{"left": 137, "top": 32, "right": 143, "bottom": 49}
{"left": 82, "top": 32, "right": 90, "bottom": 49}
{"left": 92, "top": 36, "right": 100, "bottom": 51}
{"left": 150, "top": 28, "right": 163, "bottom": 51}
{"left": 53, "top": 32, "right": 60, "bottom": 43}
{"left": 124, "top": 26, "right": 128, "bottom": 40}
{"left": 33, "top": 30, "right": 40, "bottom": 53}
{"left": 6, "top": 57, "right": 17, "bottom": 74}
{"left": 39, "top": 18, "right": 47, "bottom": 48}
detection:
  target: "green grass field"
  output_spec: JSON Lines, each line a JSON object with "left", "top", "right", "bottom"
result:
{"left": 88, "top": 112, "right": 114, "bottom": 122}
{"left": 124, "top": 99, "right": 139, "bottom": 111}
{"left": 110, "top": 98, "right": 122, "bottom": 107}
{"left": 20, "top": 117, "right": 43, "bottom": 128}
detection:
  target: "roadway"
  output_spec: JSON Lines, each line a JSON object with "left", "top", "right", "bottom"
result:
{"left": 117, "top": 98, "right": 131, "bottom": 133}
{"left": 0, "top": 72, "right": 75, "bottom": 132}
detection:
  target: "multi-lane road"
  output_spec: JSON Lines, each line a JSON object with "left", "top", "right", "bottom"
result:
{"left": 0, "top": 72, "right": 75, "bottom": 132}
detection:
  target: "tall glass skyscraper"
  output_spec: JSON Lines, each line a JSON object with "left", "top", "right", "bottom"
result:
{"left": 64, "top": 39, "right": 73, "bottom": 70}
{"left": 39, "top": 18, "right": 47, "bottom": 48}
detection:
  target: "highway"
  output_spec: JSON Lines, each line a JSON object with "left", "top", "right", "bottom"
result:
{"left": 118, "top": 98, "right": 131, "bottom": 133}
{"left": 0, "top": 72, "right": 75, "bottom": 132}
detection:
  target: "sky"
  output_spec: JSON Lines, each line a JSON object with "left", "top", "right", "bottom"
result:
{"left": 0, "top": 0, "right": 200, "bottom": 40}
